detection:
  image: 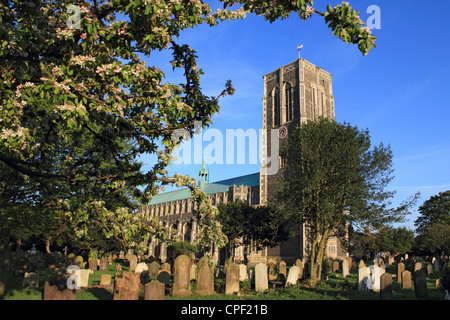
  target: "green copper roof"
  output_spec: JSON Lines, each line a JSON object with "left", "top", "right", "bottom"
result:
{"left": 148, "top": 172, "right": 260, "bottom": 205}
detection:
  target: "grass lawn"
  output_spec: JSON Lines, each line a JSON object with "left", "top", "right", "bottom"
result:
{"left": 0, "top": 259, "right": 446, "bottom": 300}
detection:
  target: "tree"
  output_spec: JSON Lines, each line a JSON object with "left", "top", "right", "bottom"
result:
{"left": 217, "top": 200, "right": 287, "bottom": 261}
{"left": 274, "top": 118, "right": 417, "bottom": 286}
{"left": 375, "top": 226, "right": 414, "bottom": 256}
{"left": 415, "top": 223, "right": 450, "bottom": 256}
{"left": 415, "top": 190, "right": 450, "bottom": 234}
{"left": 0, "top": 1, "right": 376, "bottom": 253}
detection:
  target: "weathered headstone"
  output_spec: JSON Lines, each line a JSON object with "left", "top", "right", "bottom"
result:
{"left": 414, "top": 262, "right": 422, "bottom": 272}
{"left": 427, "top": 264, "right": 433, "bottom": 277}
{"left": 402, "top": 270, "right": 412, "bottom": 289}
{"left": 190, "top": 264, "right": 197, "bottom": 280}
{"left": 197, "top": 256, "right": 215, "bottom": 296}
{"left": 397, "top": 262, "right": 405, "bottom": 284}
{"left": 43, "top": 271, "right": 76, "bottom": 300}
{"left": 278, "top": 261, "right": 286, "bottom": 278}
{"left": 79, "top": 269, "right": 93, "bottom": 288}
{"left": 161, "top": 262, "right": 171, "bottom": 274}
{"left": 285, "top": 266, "right": 300, "bottom": 287}
{"left": 358, "top": 266, "right": 370, "bottom": 291}
{"left": 128, "top": 255, "right": 138, "bottom": 272}
{"left": 100, "top": 274, "right": 112, "bottom": 286}
{"left": 135, "top": 262, "right": 148, "bottom": 275}
{"left": 433, "top": 259, "right": 440, "bottom": 273}
{"left": 148, "top": 261, "right": 160, "bottom": 277}
{"left": 295, "top": 259, "right": 303, "bottom": 279}
{"left": 342, "top": 259, "right": 349, "bottom": 278}
{"left": 333, "top": 260, "right": 339, "bottom": 272}
{"left": 99, "top": 259, "right": 108, "bottom": 271}
{"left": 225, "top": 262, "right": 240, "bottom": 295}
{"left": 144, "top": 280, "right": 165, "bottom": 300}
{"left": 414, "top": 270, "right": 428, "bottom": 299}
{"left": 268, "top": 263, "right": 278, "bottom": 281}
{"left": 172, "top": 255, "right": 192, "bottom": 297}
{"left": 88, "top": 257, "right": 98, "bottom": 271}
{"left": 370, "top": 265, "right": 381, "bottom": 291}
{"left": 157, "top": 270, "right": 170, "bottom": 284}
{"left": 239, "top": 264, "right": 248, "bottom": 281}
{"left": 380, "top": 273, "right": 393, "bottom": 300}
{"left": 255, "top": 263, "right": 268, "bottom": 292}
{"left": 113, "top": 271, "right": 140, "bottom": 300}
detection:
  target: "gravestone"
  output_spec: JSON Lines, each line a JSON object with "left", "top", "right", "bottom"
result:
{"left": 239, "top": 264, "right": 248, "bottom": 281}
{"left": 285, "top": 266, "right": 300, "bottom": 287}
{"left": 225, "top": 262, "right": 240, "bottom": 295}
{"left": 278, "top": 261, "right": 286, "bottom": 278}
{"left": 23, "top": 272, "right": 39, "bottom": 289}
{"left": 148, "top": 261, "right": 160, "bottom": 277}
{"left": 144, "top": 280, "right": 165, "bottom": 300}
{"left": 135, "top": 262, "right": 148, "bottom": 275}
{"left": 397, "top": 262, "right": 405, "bottom": 284}
{"left": 427, "top": 264, "right": 433, "bottom": 277}
{"left": 268, "top": 263, "right": 278, "bottom": 281}
{"left": 99, "top": 259, "right": 108, "bottom": 271}
{"left": 433, "top": 259, "right": 440, "bottom": 272}
{"left": 196, "top": 256, "right": 215, "bottom": 296}
{"left": 369, "top": 265, "right": 381, "bottom": 291}
{"left": 113, "top": 271, "right": 140, "bottom": 300}
{"left": 88, "top": 257, "right": 98, "bottom": 271}
{"left": 255, "top": 263, "right": 268, "bottom": 292}
{"left": 172, "top": 255, "right": 192, "bottom": 297}
{"left": 414, "top": 262, "right": 422, "bottom": 272}
{"left": 359, "top": 260, "right": 366, "bottom": 268}
{"left": 161, "top": 262, "right": 171, "bottom": 274}
{"left": 43, "top": 271, "right": 76, "bottom": 300}
{"left": 414, "top": 270, "right": 428, "bottom": 299}
{"left": 402, "top": 270, "right": 412, "bottom": 289}
{"left": 128, "top": 255, "right": 138, "bottom": 272}
{"left": 100, "top": 274, "right": 112, "bottom": 286}
{"left": 380, "top": 273, "right": 393, "bottom": 300}
{"left": 79, "top": 269, "right": 93, "bottom": 288}
{"left": 342, "top": 259, "right": 349, "bottom": 278}
{"left": 358, "top": 266, "right": 370, "bottom": 291}
{"left": 157, "top": 270, "right": 170, "bottom": 284}
{"left": 333, "top": 260, "right": 339, "bottom": 272}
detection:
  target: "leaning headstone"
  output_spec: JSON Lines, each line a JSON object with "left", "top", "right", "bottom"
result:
{"left": 113, "top": 271, "right": 140, "bottom": 300}
{"left": 380, "top": 273, "right": 393, "bottom": 300}
{"left": 397, "top": 262, "right": 405, "bottom": 284}
{"left": 144, "top": 280, "right": 165, "bottom": 300}
{"left": 285, "top": 266, "right": 300, "bottom": 287}
{"left": 197, "top": 256, "right": 215, "bottom": 296}
{"left": 225, "top": 262, "right": 240, "bottom": 295}
{"left": 172, "top": 255, "right": 192, "bottom": 297}
{"left": 358, "top": 266, "right": 371, "bottom": 291}
{"left": 414, "top": 270, "right": 428, "bottom": 299}
{"left": 402, "top": 270, "right": 412, "bottom": 289}
{"left": 23, "top": 272, "right": 39, "bottom": 289}
{"left": 128, "top": 255, "right": 138, "bottom": 272}
{"left": 255, "top": 263, "right": 268, "bottom": 292}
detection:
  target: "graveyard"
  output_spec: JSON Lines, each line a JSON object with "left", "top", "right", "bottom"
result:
{"left": 0, "top": 248, "right": 448, "bottom": 300}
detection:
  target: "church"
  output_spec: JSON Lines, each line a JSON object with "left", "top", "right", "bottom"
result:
{"left": 139, "top": 58, "right": 348, "bottom": 264}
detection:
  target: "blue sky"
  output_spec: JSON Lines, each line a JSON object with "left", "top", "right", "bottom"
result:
{"left": 139, "top": 0, "right": 450, "bottom": 231}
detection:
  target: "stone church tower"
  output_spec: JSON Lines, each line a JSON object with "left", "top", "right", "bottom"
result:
{"left": 260, "top": 58, "right": 335, "bottom": 204}
{"left": 259, "top": 58, "right": 344, "bottom": 259}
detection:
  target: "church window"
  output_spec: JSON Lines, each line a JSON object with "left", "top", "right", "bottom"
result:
{"left": 273, "top": 86, "right": 281, "bottom": 127}
{"left": 285, "top": 82, "right": 293, "bottom": 122}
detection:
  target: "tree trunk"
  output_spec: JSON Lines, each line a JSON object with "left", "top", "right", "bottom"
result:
{"left": 45, "top": 237, "right": 51, "bottom": 253}
{"left": 309, "top": 229, "right": 330, "bottom": 286}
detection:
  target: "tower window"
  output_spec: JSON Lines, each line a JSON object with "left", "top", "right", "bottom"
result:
{"left": 273, "top": 86, "right": 281, "bottom": 127}
{"left": 285, "top": 82, "right": 293, "bottom": 122}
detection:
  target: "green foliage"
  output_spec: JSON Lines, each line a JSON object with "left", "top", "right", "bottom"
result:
{"left": 440, "top": 261, "right": 450, "bottom": 292}
{"left": 168, "top": 240, "right": 198, "bottom": 257}
{"left": 415, "top": 190, "right": 450, "bottom": 234}
{"left": 0, "top": 1, "right": 376, "bottom": 253}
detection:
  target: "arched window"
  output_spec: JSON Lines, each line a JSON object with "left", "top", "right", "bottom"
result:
{"left": 273, "top": 86, "right": 281, "bottom": 127}
{"left": 285, "top": 82, "right": 293, "bottom": 122}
